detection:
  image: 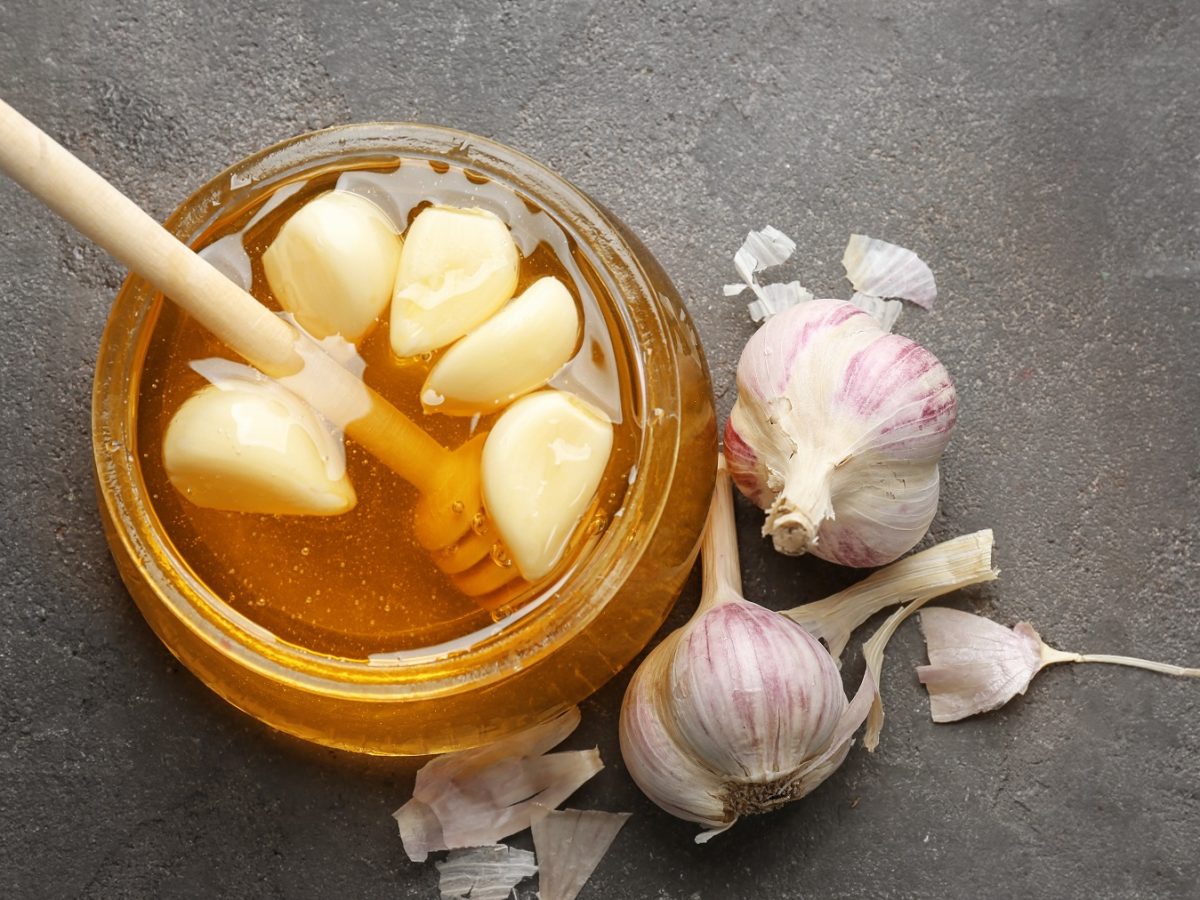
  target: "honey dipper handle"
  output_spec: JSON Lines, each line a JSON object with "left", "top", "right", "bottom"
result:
{"left": 0, "top": 98, "right": 448, "bottom": 493}
{"left": 0, "top": 98, "right": 300, "bottom": 374}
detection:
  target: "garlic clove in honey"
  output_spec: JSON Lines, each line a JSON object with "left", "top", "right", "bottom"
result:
{"left": 422, "top": 276, "right": 580, "bottom": 416}
{"left": 725, "top": 298, "right": 956, "bottom": 567}
{"left": 481, "top": 390, "right": 613, "bottom": 581}
{"left": 262, "top": 190, "right": 402, "bottom": 342}
{"left": 163, "top": 378, "right": 356, "bottom": 516}
{"left": 390, "top": 205, "right": 520, "bottom": 357}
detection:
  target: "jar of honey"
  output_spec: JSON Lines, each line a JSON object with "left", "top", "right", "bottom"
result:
{"left": 92, "top": 124, "right": 716, "bottom": 755}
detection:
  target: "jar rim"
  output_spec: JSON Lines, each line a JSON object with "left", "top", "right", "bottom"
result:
{"left": 92, "top": 123, "right": 685, "bottom": 702}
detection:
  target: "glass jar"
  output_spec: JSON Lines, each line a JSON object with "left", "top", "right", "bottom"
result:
{"left": 92, "top": 124, "right": 716, "bottom": 755}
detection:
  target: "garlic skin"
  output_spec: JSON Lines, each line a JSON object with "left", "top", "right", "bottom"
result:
{"left": 531, "top": 809, "right": 631, "bottom": 900}
{"left": 262, "top": 190, "right": 402, "bottom": 341}
{"left": 842, "top": 233, "right": 936, "bottom": 308}
{"left": 390, "top": 205, "right": 520, "bottom": 357}
{"left": 393, "top": 707, "right": 602, "bottom": 862}
{"left": 725, "top": 299, "right": 956, "bottom": 567}
{"left": 163, "top": 380, "right": 355, "bottom": 516}
{"left": 422, "top": 276, "right": 580, "bottom": 416}
{"left": 619, "top": 464, "right": 873, "bottom": 842}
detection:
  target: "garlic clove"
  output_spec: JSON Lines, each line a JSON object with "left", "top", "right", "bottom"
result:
{"left": 163, "top": 383, "right": 356, "bottom": 516}
{"left": 619, "top": 633, "right": 731, "bottom": 831}
{"left": 422, "top": 276, "right": 580, "bottom": 416}
{"left": 262, "top": 190, "right": 402, "bottom": 342}
{"left": 915, "top": 609, "right": 1047, "bottom": 722}
{"left": 390, "top": 205, "right": 520, "bottom": 357}
{"left": 481, "top": 391, "right": 613, "bottom": 581}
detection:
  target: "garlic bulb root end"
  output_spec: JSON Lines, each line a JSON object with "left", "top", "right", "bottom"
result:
{"left": 762, "top": 459, "right": 834, "bottom": 556}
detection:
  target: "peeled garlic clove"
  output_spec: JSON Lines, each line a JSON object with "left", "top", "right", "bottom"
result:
{"left": 390, "top": 205, "right": 519, "bottom": 357}
{"left": 262, "top": 190, "right": 402, "bottom": 342}
{"left": 163, "top": 383, "right": 355, "bottom": 516}
{"left": 422, "top": 276, "right": 580, "bottom": 416}
{"left": 482, "top": 391, "right": 613, "bottom": 581}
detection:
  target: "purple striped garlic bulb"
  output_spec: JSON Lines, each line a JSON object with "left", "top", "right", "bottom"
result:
{"left": 725, "top": 299, "right": 957, "bottom": 567}
{"left": 619, "top": 464, "right": 873, "bottom": 842}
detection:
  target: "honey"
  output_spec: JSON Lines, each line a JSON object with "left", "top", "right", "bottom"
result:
{"left": 94, "top": 125, "right": 717, "bottom": 754}
{"left": 136, "top": 159, "right": 638, "bottom": 659}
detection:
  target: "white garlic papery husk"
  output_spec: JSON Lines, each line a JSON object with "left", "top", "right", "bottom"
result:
{"left": 531, "top": 808, "right": 631, "bottom": 900}
{"left": 784, "top": 529, "right": 996, "bottom": 663}
{"left": 848, "top": 291, "right": 903, "bottom": 333}
{"left": 393, "top": 707, "right": 602, "bottom": 862}
{"left": 725, "top": 299, "right": 957, "bottom": 566}
{"left": 619, "top": 464, "right": 874, "bottom": 843}
{"left": 842, "top": 234, "right": 937, "bottom": 309}
{"left": 435, "top": 845, "right": 537, "bottom": 900}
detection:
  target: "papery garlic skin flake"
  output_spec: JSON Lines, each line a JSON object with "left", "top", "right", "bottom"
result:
{"left": 435, "top": 845, "right": 537, "bottom": 900}
{"left": 163, "top": 363, "right": 355, "bottom": 516}
{"left": 390, "top": 205, "right": 519, "bottom": 357}
{"left": 725, "top": 299, "right": 957, "bottom": 566}
{"left": 842, "top": 234, "right": 937, "bottom": 308}
{"left": 422, "top": 276, "right": 580, "bottom": 416}
{"left": 262, "top": 190, "right": 402, "bottom": 342}
{"left": 482, "top": 390, "right": 613, "bottom": 580}
{"left": 531, "top": 808, "right": 631, "bottom": 900}
{"left": 393, "top": 707, "right": 602, "bottom": 862}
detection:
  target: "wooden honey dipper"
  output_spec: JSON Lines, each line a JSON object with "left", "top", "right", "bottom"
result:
{"left": 0, "top": 99, "right": 521, "bottom": 599}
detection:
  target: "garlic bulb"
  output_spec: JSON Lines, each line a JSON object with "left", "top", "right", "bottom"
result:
{"left": 725, "top": 298, "right": 957, "bottom": 566}
{"left": 619, "top": 463, "right": 873, "bottom": 842}
{"left": 262, "top": 190, "right": 402, "bottom": 342}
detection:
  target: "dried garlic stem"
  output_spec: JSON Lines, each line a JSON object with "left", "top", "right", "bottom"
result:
{"left": 1040, "top": 646, "right": 1199, "bottom": 678}
{"left": 784, "top": 530, "right": 997, "bottom": 661}
{"left": 697, "top": 460, "right": 743, "bottom": 612}
{"left": 860, "top": 598, "right": 931, "bottom": 751}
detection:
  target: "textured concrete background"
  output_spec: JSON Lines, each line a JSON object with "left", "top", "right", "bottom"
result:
{"left": 2, "top": 1, "right": 1198, "bottom": 897}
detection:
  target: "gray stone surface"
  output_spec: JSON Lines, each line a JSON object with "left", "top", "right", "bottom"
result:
{"left": 1, "top": 0, "right": 1197, "bottom": 897}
